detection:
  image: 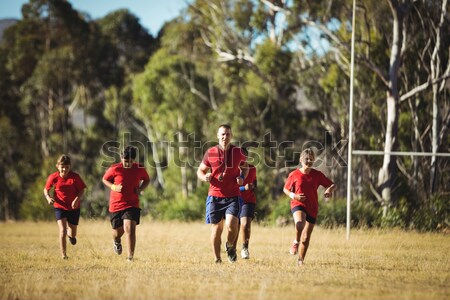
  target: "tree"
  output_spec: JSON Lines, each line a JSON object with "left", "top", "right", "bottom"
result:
{"left": 289, "top": 0, "right": 449, "bottom": 214}
{"left": 97, "top": 9, "right": 156, "bottom": 76}
{"left": 0, "top": 0, "right": 157, "bottom": 219}
{"left": 133, "top": 44, "right": 210, "bottom": 197}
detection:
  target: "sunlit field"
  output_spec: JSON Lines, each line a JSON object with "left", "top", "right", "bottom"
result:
{"left": 0, "top": 220, "right": 448, "bottom": 300}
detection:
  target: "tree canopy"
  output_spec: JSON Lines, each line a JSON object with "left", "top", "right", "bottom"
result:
{"left": 0, "top": 0, "right": 448, "bottom": 231}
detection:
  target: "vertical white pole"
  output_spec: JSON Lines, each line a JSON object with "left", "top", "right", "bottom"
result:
{"left": 346, "top": 0, "right": 356, "bottom": 240}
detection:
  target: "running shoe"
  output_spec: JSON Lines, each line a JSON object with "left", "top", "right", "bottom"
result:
{"left": 68, "top": 236, "right": 77, "bottom": 245}
{"left": 290, "top": 241, "right": 299, "bottom": 255}
{"left": 241, "top": 247, "right": 250, "bottom": 259}
{"left": 226, "top": 243, "right": 237, "bottom": 263}
{"left": 113, "top": 240, "right": 122, "bottom": 255}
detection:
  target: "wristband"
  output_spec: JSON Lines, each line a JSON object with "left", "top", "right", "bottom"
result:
{"left": 111, "top": 184, "right": 116, "bottom": 192}
{"left": 239, "top": 186, "right": 246, "bottom": 192}
{"left": 239, "top": 175, "right": 244, "bottom": 180}
{"left": 289, "top": 192, "right": 295, "bottom": 199}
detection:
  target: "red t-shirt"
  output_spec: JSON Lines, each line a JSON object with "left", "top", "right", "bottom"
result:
{"left": 284, "top": 168, "right": 333, "bottom": 218}
{"left": 103, "top": 162, "right": 150, "bottom": 213}
{"left": 241, "top": 164, "right": 257, "bottom": 204}
{"left": 202, "top": 145, "right": 246, "bottom": 198}
{"left": 44, "top": 171, "right": 86, "bottom": 211}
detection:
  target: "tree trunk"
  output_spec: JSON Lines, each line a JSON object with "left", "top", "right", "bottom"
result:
{"left": 377, "top": 0, "right": 404, "bottom": 215}
{"left": 430, "top": 84, "right": 439, "bottom": 194}
{"left": 378, "top": 92, "right": 399, "bottom": 214}
{"left": 178, "top": 114, "right": 188, "bottom": 198}
{"left": 40, "top": 105, "right": 49, "bottom": 157}
{"left": 429, "top": 0, "right": 448, "bottom": 194}
{"left": 144, "top": 122, "right": 165, "bottom": 189}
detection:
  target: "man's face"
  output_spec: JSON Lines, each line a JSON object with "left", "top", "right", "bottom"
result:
{"left": 217, "top": 127, "right": 232, "bottom": 149}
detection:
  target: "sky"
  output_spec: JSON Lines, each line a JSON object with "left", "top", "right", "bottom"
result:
{"left": 0, "top": 0, "right": 191, "bottom": 36}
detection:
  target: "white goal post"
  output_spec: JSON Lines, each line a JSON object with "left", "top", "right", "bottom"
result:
{"left": 346, "top": 0, "right": 450, "bottom": 240}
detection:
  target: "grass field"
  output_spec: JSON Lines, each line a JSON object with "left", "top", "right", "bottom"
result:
{"left": 0, "top": 220, "right": 448, "bottom": 300}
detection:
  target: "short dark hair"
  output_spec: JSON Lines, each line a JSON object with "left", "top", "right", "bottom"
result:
{"left": 218, "top": 124, "right": 231, "bottom": 131}
{"left": 57, "top": 154, "right": 71, "bottom": 165}
{"left": 121, "top": 146, "right": 137, "bottom": 159}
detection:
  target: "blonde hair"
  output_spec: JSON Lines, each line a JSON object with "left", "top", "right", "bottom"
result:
{"left": 300, "top": 148, "right": 315, "bottom": 161}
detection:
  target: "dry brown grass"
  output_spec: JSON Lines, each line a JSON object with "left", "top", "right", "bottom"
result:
{"left": 0, "top": 220, "right": 449, "bottom": 300}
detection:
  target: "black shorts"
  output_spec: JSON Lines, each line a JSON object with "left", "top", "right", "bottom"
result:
{"left": 54, "top": 208, "right": 80, "bottom": 225}
{"left": 209, "top": 196, "right": 240, "bottom": 224}
{"left": 239, "top": 202, "right": 255, "bottom": 219}
{"left": 110, "top": 207, "right": 141, "bottom": 229}
{"left": 291, "top": 206, "right": 316, "bottom": 224}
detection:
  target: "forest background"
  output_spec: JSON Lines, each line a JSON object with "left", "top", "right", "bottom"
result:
{"left": 0, "top": 0, "right": 448, "bottom": 231}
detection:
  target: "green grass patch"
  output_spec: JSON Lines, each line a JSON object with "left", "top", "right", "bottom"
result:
{"left": 0, "top": 220, "right": 448, "bottom": 300}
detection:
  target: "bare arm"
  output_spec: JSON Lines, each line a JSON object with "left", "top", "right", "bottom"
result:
{"left": 237, "top": 161, "right": 249, "bottom": 185}
{"left": 72, "top": 188, "right": 85, "bottom": 209}
{"left": 43, "top": 188, "right": 54, "bottom": 205}
{"left": 283, "top": 187, "right": 306, "bottom": 201}
{"left": 136, "top": 178, "right": 150, "bottom": 195}
{"left": 283, "top": 187, "right": 291, "bottom": 197}
{"left": 324, "top": 184, "right": 336, "bottom": 198}
{"left": 140, "top": 179, "right": 150, "bottom": 190}
{"left": 197, "top": 162, "right": 211, "bottom": 182}
{"left": 102, "top": 178, "right": 112, "bottom": 189}
{"left": 102, "top": 178, "right": 122, "bottom": 192}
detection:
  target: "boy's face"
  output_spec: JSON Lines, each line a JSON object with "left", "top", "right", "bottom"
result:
{"left": 121, "top": 157, "right": 133, "bottom": 168}
{"left": 301, "top": 154, "right": 315, "bottom": 168}
{"left": 57, "top": 164, "right": 71, "bottom": 177}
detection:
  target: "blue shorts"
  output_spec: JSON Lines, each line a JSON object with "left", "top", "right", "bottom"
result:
{"left": 291, "top": 206, "right": 316, "bottom": 224}
{"left": 54, "top": 208, "right": 80, "bottom": 225}
{"left": 207, "top": 196, "right": 240, "bottom": 224}
{"left": 205, "top": 195, "right": 212, "bottom": 224}
{"left": 110, "top": 207, "right": 141, "bottom": 229}
{"left": 239, "top": 202, "right": 255, "bottom": 218}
